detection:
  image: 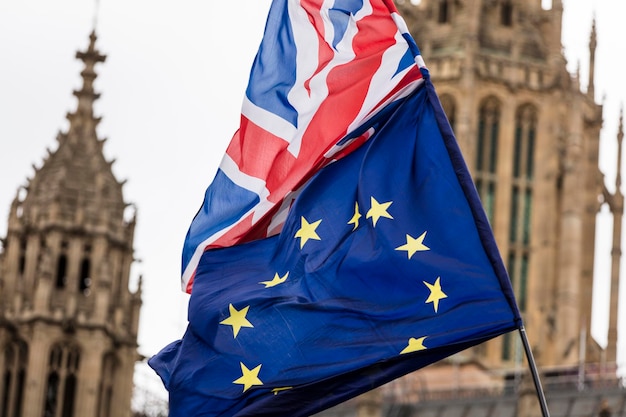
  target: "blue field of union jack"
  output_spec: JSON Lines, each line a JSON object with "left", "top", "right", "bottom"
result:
{"left": 181, "top": 0, "right": 426, "bottom": 292}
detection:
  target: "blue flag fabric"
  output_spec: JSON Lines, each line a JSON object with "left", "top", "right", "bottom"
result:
{"left": 149, "top": 76, "right": 522, "bottom": 416}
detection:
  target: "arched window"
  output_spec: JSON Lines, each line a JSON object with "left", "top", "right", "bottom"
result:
{"left": 475, "top": 96, "right": 501, "bottom": 224}
{"left": 508, "top": 104, "right": 536, "bottom": 309}
{"left": 79, "top": 258, "right": 91, "bottom": 295}
{"left": 43, "top": 343, "right": 80, "bottom": 417}
{"left": 502, "top": 104, "right": 537, "bottom": 361}
{"left": 18, "top": 238, "right": 27, "bottom": 275}
{"left": 79, "top": 244, "right": 93, "bottom": 296}
{"left": 501, "top": 0, "right": 513, "bottom": 26}
{"left": 55, "top": 255, "right": 67, "bottom": 289}
{"left": 437, "top": 0, "right": 450, "bottom": 23}
{"left": 513, "top": 105, "right": 536, "bottom": 182}
{"left": 97, "top": 354, "right": 117, "bottom": 417}
{"left": 1, "top": 340, "right": 27, "bottom": 417}
{"left": 439, "top": 94, "right": 456, "bottom": 132}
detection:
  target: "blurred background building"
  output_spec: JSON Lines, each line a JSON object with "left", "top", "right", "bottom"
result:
{"left": 0, "top": 1, "right": 624, "bottom": 417}
{"left": 317, "top": 0, "right": 625, "bottom": 415}
{"left": 0, "top": 32, "right": 142, "bottom": 417}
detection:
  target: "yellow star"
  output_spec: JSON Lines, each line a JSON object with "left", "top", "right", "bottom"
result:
{"left": 220, "top": 304, "right": 254, "bottom": 338}
{"left": 400, "top": 336, "right": 428, "bottom": 354}
{"left": 347, "top": 202, "right": 362, "bottom": 231}
{"left": 366, "top": 197, "right": 393, "bottom": 227}
{"left": 395, "top": 231, "right": 430, "bottom": 259}
{"left": 259, "top": 272, "right": 289, "bottom": 288}
{"left": 233, "top": 362, "right": 263, "bottom": 392}
{"left": 271, "top": 387, "right": 293, "bottom": 395}
{"left": 424, "top": 277, "right": 447, "bottom": 313}
{"left": 294, "top": 216, "right": 322, "bottom": 249}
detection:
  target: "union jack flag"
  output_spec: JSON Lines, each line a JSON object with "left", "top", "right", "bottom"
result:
{"left": 182, "top": 0, "right": 426, "bottom": 292}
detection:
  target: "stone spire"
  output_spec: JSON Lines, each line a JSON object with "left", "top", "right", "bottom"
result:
{"left": 606, "top": 108, "right": 623, "bottom": 364}
{"left": 17, "top": 31, "right": 127, "bottom": 239}
{"left": 549, "top": 0, "right": 564, "bottom": 58}
{"left": 587, "top": 18, "right": 597, "bottom": 100}
{"left": 616, "top": 109, "right": 623, "bottom": 191}
{"left": 70, "top": 30, "right": 106, "bottom": 128}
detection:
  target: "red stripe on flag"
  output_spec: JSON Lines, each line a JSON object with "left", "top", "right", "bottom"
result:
{"left": 226, "top": 118, "right": 297, "bottom": 202}
{"left": 228, "top": 1, "right": 411, "bottom": 211}
{"left": 285, "top": 2, "right": 400, "bottom": 187}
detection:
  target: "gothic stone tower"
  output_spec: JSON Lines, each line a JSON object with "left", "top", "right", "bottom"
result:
{"left": 0, "top": 32, "right": 141, "bottom": 417}
{"left": 394, "top": 0, "right": 618, "bottom": 373}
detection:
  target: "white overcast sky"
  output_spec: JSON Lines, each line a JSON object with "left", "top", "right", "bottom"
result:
{"left": 0, "top": 0, "right": 625, "bottom": 398}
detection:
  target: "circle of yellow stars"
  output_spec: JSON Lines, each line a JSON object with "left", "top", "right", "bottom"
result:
{"left": 221, "top": 195, "right": 452, "bottom": 393}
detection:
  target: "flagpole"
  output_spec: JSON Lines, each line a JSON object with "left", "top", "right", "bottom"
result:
{"left": 518, "top": 326, "right": 551, "bottom": 417}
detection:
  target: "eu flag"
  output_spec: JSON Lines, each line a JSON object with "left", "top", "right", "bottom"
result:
{"left": 149, "top": 77, "right": 522, "bottom": 416}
